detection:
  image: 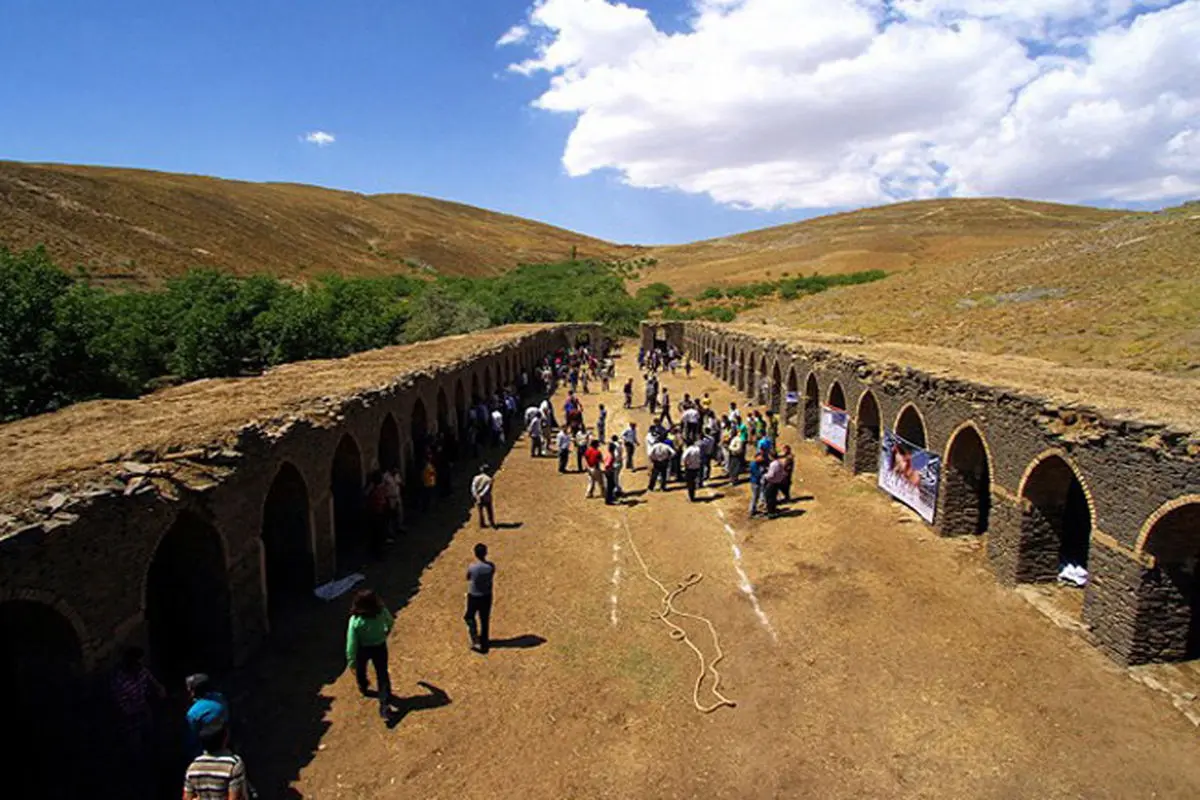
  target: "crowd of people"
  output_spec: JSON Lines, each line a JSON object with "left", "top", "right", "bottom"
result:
{"left": 530, "top": 342, "right": 799, "bottom": 517}
{"left": 115, "top": 336, "right": 805, "bottom": 798}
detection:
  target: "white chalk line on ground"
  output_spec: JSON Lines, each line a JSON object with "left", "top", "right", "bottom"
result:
{"left": 610, "top": 530, "right": 622, "bottom": 627}
{"left": 719, "top": 514, "right": 779, "bottom": 643}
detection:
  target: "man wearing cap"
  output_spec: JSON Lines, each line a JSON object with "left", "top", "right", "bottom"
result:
{"left": 185, "top": 674, "right": 231, "bottom": 761}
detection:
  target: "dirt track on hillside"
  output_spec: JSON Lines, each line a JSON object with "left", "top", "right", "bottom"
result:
{"left": 236, "top": 349, "right": 1200, "bottom": 799}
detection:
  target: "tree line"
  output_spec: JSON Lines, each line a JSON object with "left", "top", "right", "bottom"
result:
{"left": 0, "top": 247, "right": 656, "bottom": 421}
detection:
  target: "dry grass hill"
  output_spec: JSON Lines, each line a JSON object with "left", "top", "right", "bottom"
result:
{"left": 0, "top": 161, "right": 636, "bottom": 286}
{"left": 2, "top": 161, "right": 1195, "bottom": 374}
{"left": 641, "top": 198, "right": 1129, "bottom": 294}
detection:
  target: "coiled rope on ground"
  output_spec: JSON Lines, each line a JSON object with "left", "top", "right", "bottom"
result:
{"left": 620, "top": 515, "right": 736, "bottom": 713}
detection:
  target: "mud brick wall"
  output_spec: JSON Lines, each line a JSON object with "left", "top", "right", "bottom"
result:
{"left": 0, "top": 324, "right": 598, "bottom": 677}
{"left": 668, "top": 321, "right": 1200, "bottom": 666}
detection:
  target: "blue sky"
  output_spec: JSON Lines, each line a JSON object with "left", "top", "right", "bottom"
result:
{"left": 0, "top": 0, "right": 798, "bottom": 244}
{"left": 1, "top": 1, "right": 1195, "bottom": 245}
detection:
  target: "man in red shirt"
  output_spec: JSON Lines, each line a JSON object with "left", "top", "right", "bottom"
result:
{"left": 583, "top": 439, "right": 604, "bottom": 498}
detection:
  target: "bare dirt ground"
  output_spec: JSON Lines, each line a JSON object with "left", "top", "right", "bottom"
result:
{"left": 239, "top": 348, "right": 1200, "bottom": 799}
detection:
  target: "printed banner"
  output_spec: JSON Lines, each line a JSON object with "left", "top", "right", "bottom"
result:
{"left": 819, "top": 405, "right": 849, "bottom": 453}
{"left": 877, "top": 429, "right": 941, "bottom": 523}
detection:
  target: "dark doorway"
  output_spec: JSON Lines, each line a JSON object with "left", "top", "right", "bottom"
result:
{"left": 261, "top": 463, "right": 314, "bottom": 624}
{"left": 0, "top": 600, "right": 85, "bottom": 796}
{"left": 853, "top": 390, "right": 881, "bottom": 474}
{"left": 784, "top": 369, "right": 799, "bottom": 426}
{"left": 1141, "top": 503, "right": 1200, "bottom": 660}
{"left": 332, "top": 434, "right": 365, "bottom": 559}
{"left": 147, "top": 513, "right": 233, "bottom": 683}
{"left": 770, "top": 362, "right": 782, "bottom": 412}
{"left": 941, "top": 425, "right": 991, "bottom": 536}
{"left": 803, "top": 373, "right": 820, "bottom": 439}
{"left": 437, "top": 388, "right": 452, "bottom": 436}
{"left": 896, "top": 404, "right": 927, "bottom": 448}
{"left": 378, "top": 414, "right": 401, "bottom": 472}
{"left": 826, "top": 382, "right": 847, "bottom": 461}
{"left": 455, "top": 378, "right": 467, "bottom": 432}
{"left": 1020, "top": 455, "right": 1092, "bottom": 582}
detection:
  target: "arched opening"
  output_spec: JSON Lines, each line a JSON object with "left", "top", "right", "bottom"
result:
{"left": 454, "top": 378, "right": 467, "bottom": 432}
{"left": 895, "top": 404, "right": 927, "bottom": 449}
{"left": 1019, "top": 455, "right": 1092, "bottom": 582}
{"left": 484, "top": 365, "right": 495, "bottom": 398}
{"left": 0, "top": 600, "right": 85, "bottom": 795}
{"left": 784, "top": 368, "right": 799, "bottom": 426}
{"left": 853, "top": 390, "right": 881, "bottom": 474}
{"left": 826, "top": 382, "right": 847, "bottom": 461}
{"left": 803, "top": 373, "right": 820, "bottom": 439}
{"left": 146, "top": 512, "right": 233, "bottom": 682}
{"left": 1139, "top": 502, "right": 1200, "bottom": 661}
{"left": 378, "top": 414, "right": 401, "bottom": 472}
{"left": 770, "top": 362, "right": 782, "bottom": 412}
{"left": 410, "top": 398, "right": 429, "bottom": 453}
{"left": 436, "top": 387, "right": 451, "bottom": 435}
{"left": 471, "top": 372, "right": 482, "bottom": 405}
{"left": 332, "top": 434, "right": 365, "bottom": 559}
{"left": 261, "top": 462, "right": 314, "bottom": 623}
{"left": 940, "top": 425, "right": 991, "bottom": 536}
{"left": 756, "top": 355, "right": 769, "bottom": 404}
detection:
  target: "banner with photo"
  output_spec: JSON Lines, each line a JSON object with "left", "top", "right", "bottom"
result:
{"left": 877, "top": 429, "right": 941, "bottom": 523}
{"left": 819, "top": 404, "right": 849, "bottom": 454}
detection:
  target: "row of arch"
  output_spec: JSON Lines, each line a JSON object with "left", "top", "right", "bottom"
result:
{"left": 1, "top": 329, "right": 576, "bottom": 784}
{"left": 686, "top": 325, "right": 1200, "bottom": 663}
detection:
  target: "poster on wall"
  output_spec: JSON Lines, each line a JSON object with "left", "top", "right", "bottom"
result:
{"left": 785, "top": 391, "right": 799, "bottom": 405}
{"left": 877, "top": 429, "right": 941, "bottom": 523}
{"left": 819, "top": 405, "right": 849, "bottom": 453}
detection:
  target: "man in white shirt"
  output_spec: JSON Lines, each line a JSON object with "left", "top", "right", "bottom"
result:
{"left": 682, "top": 439, "right": 703, "bottom": 502}
{"left": 556, "top": 428, "right": 572, "bottom": 473}
{"left": 647, "top": 439, "right": 675, "bottom": 492}
{"left": 527, "top": 414, "right": 543, "bottom": 457}
{"left": 681, "top": 405, "right": 701, "bottom": 441}
{"left": 471, "top": 465, "right": 496, "bottom": 528}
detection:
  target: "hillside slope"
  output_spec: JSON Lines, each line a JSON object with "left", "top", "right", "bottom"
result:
{"left": 644, "top": 198, "right": 1129, "bottom": 295}
{"left": 0, "top": 161, "right": 637, "bottom": 286}
{"left": 749, "top": 205, "right": 1200, "bottom": 374}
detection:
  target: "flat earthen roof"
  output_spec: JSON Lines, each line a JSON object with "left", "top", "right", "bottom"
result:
{"left": 0, "top": 324, "right": 556, "bottom": 528}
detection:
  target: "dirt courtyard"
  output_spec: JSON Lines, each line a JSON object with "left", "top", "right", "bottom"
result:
{"left": 238, "top": 346, "right": 1200, "bottom": 799}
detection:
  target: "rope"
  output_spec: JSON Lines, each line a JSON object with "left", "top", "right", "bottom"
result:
{"left": 619, "top": 515, "right": 736, "bottom": 713}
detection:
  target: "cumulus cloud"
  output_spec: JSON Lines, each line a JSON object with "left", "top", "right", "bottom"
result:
{"left": 302, "top": 131, "right": 336, "bottom": 147}
{"left": 503, "top": 0, "right": 1200, "bottom": 209}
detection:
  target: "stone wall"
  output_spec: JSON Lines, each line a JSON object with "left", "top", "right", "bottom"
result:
{"left": 666, "top": 321, "right": 1200, "bottom": 666}
{"left": 0, "top": 324, "right": 597, "bottom": 680}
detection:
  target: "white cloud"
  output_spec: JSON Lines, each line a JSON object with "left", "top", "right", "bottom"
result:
{"left": 497, "top": 24, "right": 531, "bottom": 46}
{"left": 302, "top": 131, "right": 336, "bottom": 147}
{"left": 504, "top": 0, "right": 1200, "bottom": 209}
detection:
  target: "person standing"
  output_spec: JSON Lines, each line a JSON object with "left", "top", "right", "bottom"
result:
{"left": 584, "top": 439, "right": 604, "bottom": 498}
{"left": 647, "top": 437, "right": 675, "bottom": 492}
{"left": 421, "top": 458, "right": 437, "bottom": 512}
{"left": 764, "top": 453, "right": 787, "bottom": 518}
{"left": 682, "top": 439, "right": 703, "bottom": 502}
{"left": 527, "top": 413, "right": 543, "bottom": 458}
{"left": 603, "top": 442, "right": 618, "bottom": 505}
{"left": 490, "top": 407, "right": 505, "bottom": 446}
{"left": 660, "top": 387, "right": 673, "bottom": 426}
{"left": 556, "top": 427, "right": 572, "bottom": 473}
{"left": 781, "top": 445, "right": 796, "bottom": 501}
{"left": 610, "top": 434, "right": 625, "bottom": 496}
{"left": 346, "top": 589, "right": 394, "bottom": 718}
{"left": 574, "top": 427, "right": 590, "bottom": 473}
{"left": 465, "top": 543, "right": 495, "bottom": 654}
{"left": 471, "top": 464, "right": 496, "bottom": 528}
{"left": 111, "top": 646, "right": 164, "bottom": 794}
{"left": 597, "top": 403, "right": 608, "bottom": 442}
{"left": 384, "top": 465, "right": 405, "bottom": 539}
{"left": 623, "top": 378, "right": 634, "bottom": 409}
{"left": 183, "top": 726, "right": 249, "bottom": 800}
{"left": 184, "top": 674, "right": 231, "bottom": 762}
{"left": 621, "top": 422, "right": 639, "bottom": 472}
{"left": 748, "top": 450, "right": 767, "bottom": 517}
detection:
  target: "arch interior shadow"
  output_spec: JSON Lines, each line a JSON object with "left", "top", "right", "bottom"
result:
{"left": 262, "top": 463, "right": 315, "bottom": 624}
{"left": 1140, "top": 503, "right": 1200, "bottom": 661}
{"left": 1019, "top": 456, "right": 1091, "bottom": 583}
{"left": 941, "top": 426, "right": 991, "bottom": 536}
{"left": 853, "top": 391, "right": 881, "bottom": 474}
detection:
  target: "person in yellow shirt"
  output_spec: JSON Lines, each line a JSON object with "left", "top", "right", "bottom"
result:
{"left": 421, "top": 459, "right": 437, "bottom": 512}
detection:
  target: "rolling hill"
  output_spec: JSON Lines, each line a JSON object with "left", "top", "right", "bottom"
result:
{"left": 2, "top": 161, "right": 1195, "bottom": 375}
{"left": 0, "top": 161, "right": 637, "bottom": 286}
{"left": 641, "top": 198, "right": 1130, "bottom": 295}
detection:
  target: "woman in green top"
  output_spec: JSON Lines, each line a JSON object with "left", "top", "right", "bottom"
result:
{"left": 346, "top": 589, "right": 394, "bottom": 718}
